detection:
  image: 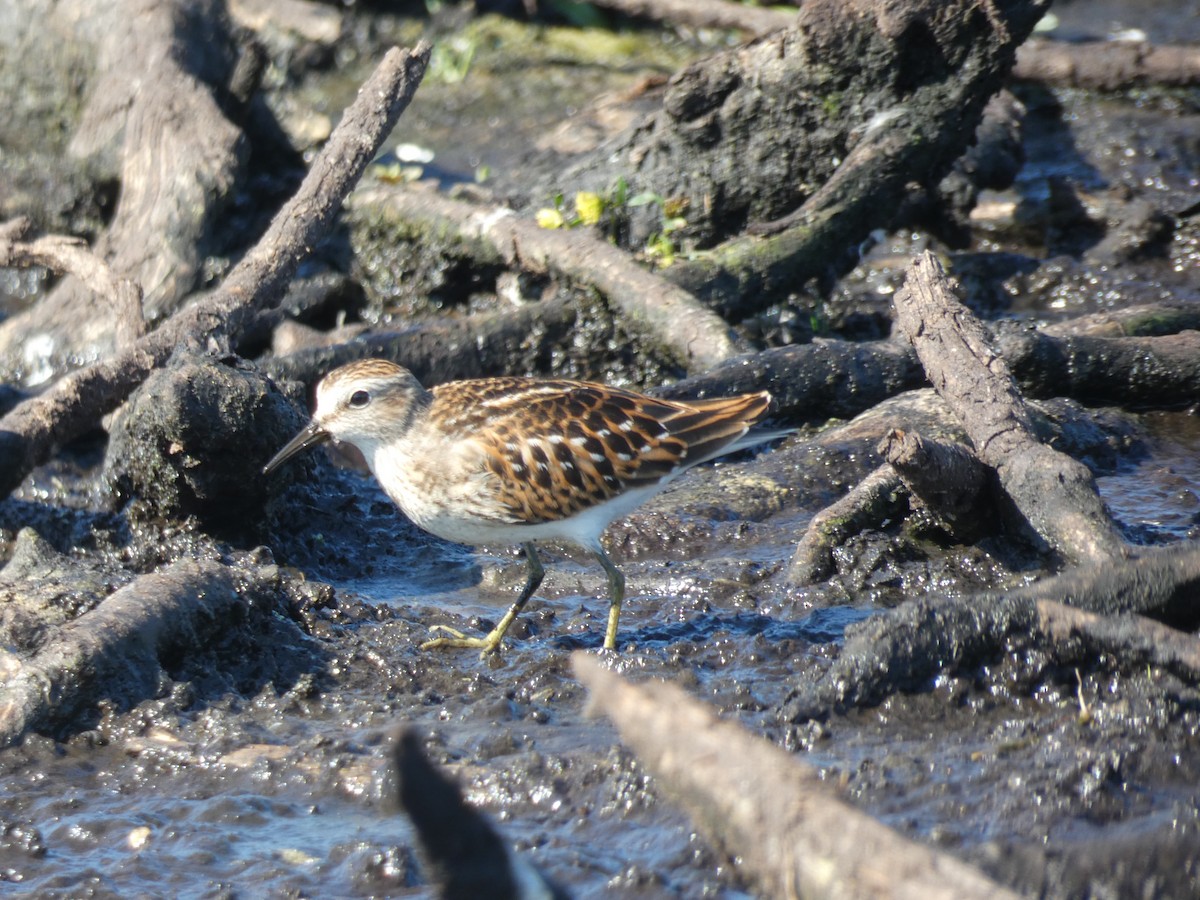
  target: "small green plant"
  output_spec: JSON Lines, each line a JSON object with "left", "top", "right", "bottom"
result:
{"left": 535, "top": 178, "right": 689, "bottom": 266}
{"left": 429, "top": 36, "right": 477, "bottom": 84}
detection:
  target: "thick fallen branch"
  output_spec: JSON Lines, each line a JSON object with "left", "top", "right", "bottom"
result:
{"left": 0, "top": 43, "right": 431, "bottom": 501}
{"left": 262, "top": 295, "right": 577, "bottom": 388}
{"left": 0, "top": 560, "right": 247, "bottom": 748}
{"left": 1014, "top": 38, "right": 1200, "bottom": 89}
{"left": 349, "top": 184, "right": 746, "bottom": 373}
{"left": 995, "top": 326, "right": 1200, "bottom": 407}
{"left": 574, "top": 654, "right": 1021, "bottom": 900}
{"left": 658, "top": 338, "right": 925, "bottom": 419}
{"left": 893, "top": 251, "right": 1126, "bottom": 565}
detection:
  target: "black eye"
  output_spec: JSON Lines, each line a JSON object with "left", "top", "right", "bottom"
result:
{"left": 348, "top": 390, "right": 370, "bottom": 409}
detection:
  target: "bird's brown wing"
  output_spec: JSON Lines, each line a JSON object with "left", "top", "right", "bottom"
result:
{"left": 432, "top": 379, "right": 771, "bottom": 524}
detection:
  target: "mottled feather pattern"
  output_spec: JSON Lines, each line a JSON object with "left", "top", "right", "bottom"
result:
{"left": 425, "top": 379, "right": 770, "bottom": 524}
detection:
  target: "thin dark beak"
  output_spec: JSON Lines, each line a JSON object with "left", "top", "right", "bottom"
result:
{"left": 263, "top": 421, "right": 331, "bottom": 475}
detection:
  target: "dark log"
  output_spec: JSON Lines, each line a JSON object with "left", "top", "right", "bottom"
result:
{"left": 262, "top": 295, "right": 577, "bottom": 390}
{"left": 893, "top": 251, "right": 1126, "bottom": 565}
{"left": 574, "top": 654, "right": 1022, "bottom": 900}
{"left": 657, "top": 339, "right": 925, "bottom": 420}
{"left": 0, "top": 44, "right": 431, "bottom": 501}
{"left": 994, "top": 326, "right": 1200, "bottom": 408}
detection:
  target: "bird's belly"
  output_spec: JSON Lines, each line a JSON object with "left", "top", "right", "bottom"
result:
{"left": 371, "top": 443, "right": 675, "bottom": 549}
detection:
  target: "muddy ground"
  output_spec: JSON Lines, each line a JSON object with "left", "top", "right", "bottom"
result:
{"left": 2, "top": 0, "right": 1200, "bottom": 897}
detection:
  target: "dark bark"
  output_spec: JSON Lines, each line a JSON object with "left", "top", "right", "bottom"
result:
{"left": 261, "top": 295, "right": 577, "bottom": 390}
{"left": 0, "top": 44, "right": 431, "bottom": 501}
{"left": 995, "top": 326, "right": 1200, "bottom": 407}
{"left": 545, "top": 0, "right": 1049, "bottom": 313}
{"left": 657, "top": 339, "right": 925, "bottom": 420}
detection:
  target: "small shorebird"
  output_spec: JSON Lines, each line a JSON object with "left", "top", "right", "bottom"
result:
{"left": 264, "top": 359, "right": 786, "bottom": 654}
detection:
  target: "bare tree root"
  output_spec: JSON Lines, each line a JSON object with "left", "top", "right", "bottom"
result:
{"left": 785, "top": 540, "right": 1200, "bottom": 721}
{"left": 788, "top": 465, "right": 906, "bottom": 585}
{"left": 350, "top": 184, "right": 747, "bottom": 373}
{"left": 574, "top": 653, "right": 1022, "bottom": 900}
{"left": 880, "top": 428, "right": 993, "bottom": 541}
{"left": 0, "top": 44, "right": 431, "bottom": 501}
{"left": 893, "top": 251, "right": 1127, "bottom": 565}
{"left": 0, "top": 560, "right": 252, "bottom": 749}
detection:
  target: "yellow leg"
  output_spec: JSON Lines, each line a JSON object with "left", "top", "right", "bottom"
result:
{"left": 422, "top": 543, "right": 544, "bottom": 657}
{"left": 595, "top": 548, "right": 625, "bottom": 651}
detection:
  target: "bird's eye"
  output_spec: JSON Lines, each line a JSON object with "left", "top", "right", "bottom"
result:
{"left": 348, "top": 390, "right": 371, "bottom": 409}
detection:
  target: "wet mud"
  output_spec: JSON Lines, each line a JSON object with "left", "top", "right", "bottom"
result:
{"left": 3, "top": 2, "right": 1200, "bottom": 898}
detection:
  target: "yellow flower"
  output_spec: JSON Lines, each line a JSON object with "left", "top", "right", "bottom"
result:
{"left": 536, "top": 208, "right": 565, "bottom": 229}
{"left": 574, "top": 191, "right": 605, "bottom": 225}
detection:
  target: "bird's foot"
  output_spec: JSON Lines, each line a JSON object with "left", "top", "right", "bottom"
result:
{"left": 421, "top": 624, "right": 505, "bottom": 658}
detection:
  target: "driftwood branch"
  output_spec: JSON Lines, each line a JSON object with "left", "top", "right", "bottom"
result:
{"left": 574, "top": 653, "right": 1021, "bottom": 900}
{"left": 1014, "top": 38, "right": 1200, "bottom": 89}
{"left": 0, "top": 217, "right": 145, "bottom": 347}
{"left": 0, "top": 560, "right": 248, "bottom": 748}
{"left": 350, "top": 184, "right": 747, "bottom": 373}
{"left": 0, "top": 43, "right": 431, "bottom": 500}
{"left": 893, "top": 251, "right": 1127, "bottom": 565}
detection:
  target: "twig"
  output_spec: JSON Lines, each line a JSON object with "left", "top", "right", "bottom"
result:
{"left": 0, "top": 43, "right": 431, "bottom": 500}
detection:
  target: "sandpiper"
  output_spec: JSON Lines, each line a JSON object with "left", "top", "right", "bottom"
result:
{"left": 264, "top": 359, "right": 787, "bottom": 654}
